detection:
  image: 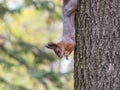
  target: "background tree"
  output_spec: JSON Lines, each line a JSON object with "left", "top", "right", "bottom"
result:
{"left": 74, "top": 0, "right": 120, "bottom": 90}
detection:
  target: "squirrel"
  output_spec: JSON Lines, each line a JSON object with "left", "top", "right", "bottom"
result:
{"left": 46, "top": 0, "right": 78, "bottom": 59}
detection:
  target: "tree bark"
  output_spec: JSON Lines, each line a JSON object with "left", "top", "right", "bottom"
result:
{"left": 74, "top": 0, "right": 120, "bottom": 90}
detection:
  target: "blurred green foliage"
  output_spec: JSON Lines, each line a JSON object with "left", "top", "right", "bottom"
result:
{"left": 0, "top": 0, "right": 73, "bottom": 90}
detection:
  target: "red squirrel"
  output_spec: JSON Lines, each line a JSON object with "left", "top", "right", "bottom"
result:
{"left": 46, "top": 0, "right": 78, "bottom": 59}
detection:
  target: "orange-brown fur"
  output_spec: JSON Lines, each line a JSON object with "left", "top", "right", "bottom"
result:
{"left": 46, "top": 0, "right": 77, "bottom": 59}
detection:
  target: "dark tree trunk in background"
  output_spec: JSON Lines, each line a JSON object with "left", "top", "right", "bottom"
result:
{"left": 74, "top": 0, "right": 120, "bottom": 90}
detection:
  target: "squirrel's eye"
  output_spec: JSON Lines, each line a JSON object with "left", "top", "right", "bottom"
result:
{"left": 57, "top": 50, "right": 60, "bottom": 53}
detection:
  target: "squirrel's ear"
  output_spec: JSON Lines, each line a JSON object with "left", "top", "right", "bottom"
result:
{"left": 45, "top": 42, "right": 58, "bottom": 49}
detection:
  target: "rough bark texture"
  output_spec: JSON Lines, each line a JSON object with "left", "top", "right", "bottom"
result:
{"left": 74, "top": 0, "right": 120, "bottom": 90}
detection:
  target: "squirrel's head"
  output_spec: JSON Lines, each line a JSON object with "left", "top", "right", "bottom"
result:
{"left": 45, "top": 42, "right": 64, "bottom": 58}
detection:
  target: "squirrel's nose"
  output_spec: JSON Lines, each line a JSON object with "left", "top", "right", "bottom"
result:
{"left": 58, "top": 55, "right": 63, "bottom": 58}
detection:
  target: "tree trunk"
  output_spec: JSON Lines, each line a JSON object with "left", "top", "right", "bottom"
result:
{"left": 74, "top": 0, "right": 120, "bottom": 90}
